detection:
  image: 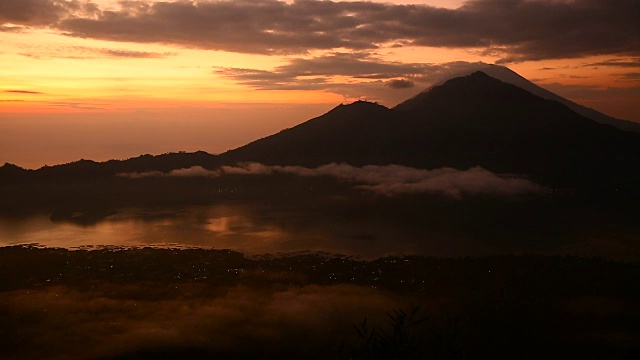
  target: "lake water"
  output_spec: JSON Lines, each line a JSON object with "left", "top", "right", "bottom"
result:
{"left": 1, "top": 202, "right": 638, "bottom": 259}
{"left": 0, "top": 204, "right": 429, "bottom": 258}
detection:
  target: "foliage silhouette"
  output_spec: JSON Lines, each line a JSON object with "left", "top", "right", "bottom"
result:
{"left": 341, "top": 306, "right": 465, "bottom": 360}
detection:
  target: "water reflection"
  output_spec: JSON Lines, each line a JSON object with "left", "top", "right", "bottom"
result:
{"left": 1, "top": 201, "right": 639, "bottom": 259}
{"left": 0, "top": 202, "right": 432, "bottom": 258}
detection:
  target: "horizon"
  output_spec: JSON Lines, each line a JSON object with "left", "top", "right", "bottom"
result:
{"left": 1, "top": 0, "right": 639, "bottom": 168}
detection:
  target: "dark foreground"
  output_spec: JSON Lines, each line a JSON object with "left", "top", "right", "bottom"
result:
{"left": 1, "top": 246, "right": 639, "bottom": 359}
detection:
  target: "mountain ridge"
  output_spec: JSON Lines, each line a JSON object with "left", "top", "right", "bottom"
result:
{"left": 2, "top": 69, "right": 639, "bottom": 192}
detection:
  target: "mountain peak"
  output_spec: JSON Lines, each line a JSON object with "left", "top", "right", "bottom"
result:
{"left": 411, "top": 64, "right": 640, "bottom": 132}
{"left": 393, "top": 70, "right": 533, "bottom": 113}
{"left": 329, "top": 100, "right": 389, "bottom": 114}
{"left": 1, "top": 162, "right": 23, "bottom": 170}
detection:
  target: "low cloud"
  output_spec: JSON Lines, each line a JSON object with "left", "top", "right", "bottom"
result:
{"left": 120, "top": 163, "right": 543, "bottom": 199}
{"left": 221, "top": 162, "right": 274, "bottom": 175}
{"left": 274, "top": 163, "right": 543, "bottom": 198}
{"left": 351, "top": 166, "right": 543, "bottom": 198}
{"left": 119, "top": 166, "right": 221, "bottom": 179}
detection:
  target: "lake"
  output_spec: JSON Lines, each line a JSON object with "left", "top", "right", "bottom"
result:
{"left": 2, "top": 200, "right": 638, "bottom": 260}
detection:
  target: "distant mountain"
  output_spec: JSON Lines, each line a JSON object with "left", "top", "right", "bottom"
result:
{"left": 219, "top": 72, "right": 640, "bottom": 189}
{"left": 0, "top": 151, "right": 217, "bottom": 182}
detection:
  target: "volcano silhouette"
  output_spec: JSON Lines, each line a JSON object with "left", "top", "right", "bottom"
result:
{"left": 3, "top": 69, "right": 640, "bottom": 191}
{"left": 217, "top": 71, "right": 640, "bottom": 189}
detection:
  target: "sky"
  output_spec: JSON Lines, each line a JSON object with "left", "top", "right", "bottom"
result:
{"left": 1, "top": 0, "right": 639, "bottom": 169}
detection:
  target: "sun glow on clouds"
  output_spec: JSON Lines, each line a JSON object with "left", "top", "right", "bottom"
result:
{"left": 0, "top": 29, "right": 318, "bottom": 112}
{"left": 1, "top": 0, "right": 639, "bottom": 167}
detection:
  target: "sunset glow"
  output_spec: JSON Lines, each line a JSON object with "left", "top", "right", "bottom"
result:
{"left": 1, "top": 0, "right": 638, "bottom": 168}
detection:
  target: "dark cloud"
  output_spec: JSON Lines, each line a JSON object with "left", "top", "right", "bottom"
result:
{"left": 586, "top": 58, "right": 640, "bottom": 68}
{"left": 0, "top": 0, "right": 98, "bottom": 27}
{"left": 57, "top": 0, "right": 376, "bottom": 55}
{"left": 4, "top": 90, "right": 43, "bottom": 94}
{"left": 615, "top": 73, "right": 640, "bottom": 81}
{"left": 216, "top": 53, "right": 436, "bottom": 89}
{"left": 18, "top": 46, "right": 174, "bottom": 59}
{"left": 386, "top": 79, "right": 415, "bottom": 89}
{"left": 42, "top": 0, "right": 638, "bottom": 62}
{"left": 0, "top": 0, "right": 68, "bottom": 26}
{"left": 215, "top": 54, "right": 496, "bottom": 102}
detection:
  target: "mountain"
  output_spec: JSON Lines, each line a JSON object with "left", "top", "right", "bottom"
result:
{"left": 0, "top": 151, "right": 217, "bottom": 182}
{"left": 2, "top": 68, "right": 639, "bottom": 193}
{"left": 218, "top": 71, "right": 640, "bottom": 190}
{"left": 439, "top": 64, "right": 640, "bottom": 133}
{"left": 216, "top": 100, "right": 397, "bottom": 167}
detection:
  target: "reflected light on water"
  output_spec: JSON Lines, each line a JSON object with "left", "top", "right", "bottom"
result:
{"left": 0, "top": 204, "right": 357, "bottom": 256}
{"left": 0, "top": 203, "right": 430, "bottom": 258}
{"left": 0, "top": 205, "right": 296, "bottom": 254}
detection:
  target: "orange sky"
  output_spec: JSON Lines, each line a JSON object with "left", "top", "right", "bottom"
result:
{"left": 1, "top": 0, "right": 638, "bottom": 168}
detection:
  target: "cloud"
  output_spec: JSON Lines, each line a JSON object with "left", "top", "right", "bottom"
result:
{"left": 120, "top": 163, "right": 543, "bottom": 199}
{"left": 0, "top": 0, "right": 69, "bottom": 26}
{"left": 216, "top": 53, "right": 435, "bottom": 88}
{"left": 614, "top": 73, "right": 640, "bottom": 82}
{"left": 118, "top": 166, "right": 221, "bottom": 178}
{"left": 18, "top": 45, "right": 174, "bottom": 60}
{"left": 386, "top": 79, "right": 415, "bottom": 89}
{"left": 351, "top": 166, "right": 544, "bottom": 198}
{"left": 221, "top": 162, "right": 274, "bottom": 175}
{"left": 0, "top": 0, "right": 98, "bottom": 27}
{"left": 585, "top": 58, "right": 640, "bottom": 68}
{"left": 46, "top": 100, "right": 105, "bottom": 110}
{"left": 100, "top": 49, "right": 174, "bottom": 58}
{"left": 214, "top": 53, "right": 436, "bottom": 99}
{"left": 0, "top": 24, "right": 26, "bottom": 32}
{"left": 216, "top": 55, "right": 493, "bottom": 102}
{"left": 4, "top": 90, "right": 43, "bottom": 94}
{"left": 269, "top": 163, "right": 543, "bottom": 198}
{"left": 43, "top": 0, "right": 639, "bottom": 62}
